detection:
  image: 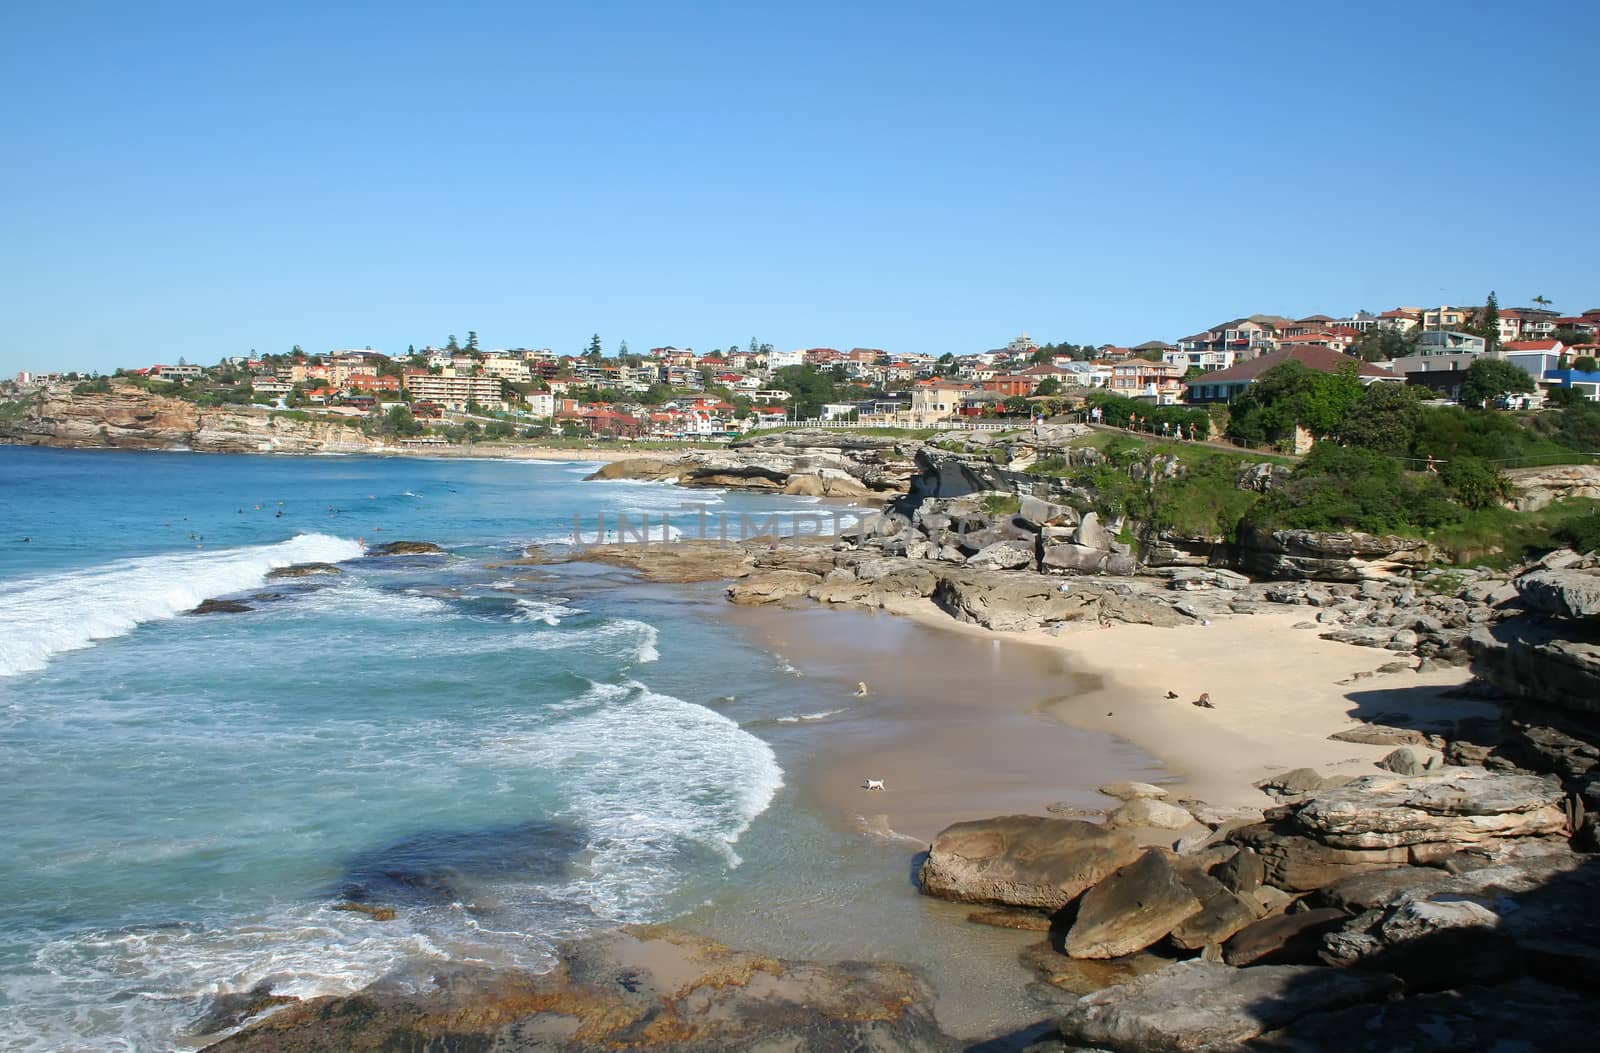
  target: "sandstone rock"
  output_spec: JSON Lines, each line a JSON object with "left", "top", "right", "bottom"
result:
{"left": 203, "top": 925, "right": 955, "bottom": 1052}
{"left": 1098, "top": 781, "right": 1169, "bottom": 801}
{"left": 579, "top": 541, "right": 754, "bottom": 583}
{"left": 1214, "top": 846, "right": 1265, "bottom": 894}
{"left": 1053, "top": 959, "right": 1400, "bottom": 1052}
{"left": 1317, "top": 866, "right": 1451, "bottom": 913}
{"left": 1289, "top": 769, "right": 1569, "bottom": 850}
{"left": 1469, "top": 621, "right": 1600, "bottom": 718}
{"left": 1073, "top": 511, "right": 1112, "bottom": 551}
{"left": 1223, "top": 907, "right": 1349, "bottom": 966}
{"left": 1065, "top": 850, "right": 1203, "bottom": 959}
{"left": 965, "top": 539, "right": 1036, "bottom": 570}
{"left": 1503, "top": 463, "right": 1600, "bottom": 511}
{"left": 1018, "top": 942, "right": 1171, "bottom": 996}
{"left": 1230, "top": 823, "right": 1411, "bottom": 892}
{"left": 1374, "top": 748, "right": 1424, "bottom": 776}
{"left": 725, "top": 570, "right": 821, "bottom": 605}
{"left": 1237, "top": 525, "right": 1434, "bottom": 583}
{"left": 1169, "top": 883, "right": 1259, "bottom": 952}
{"left": 1018, "top": 495, "right": 1071, "bottom": 528}
{"left": 265, "top": 562, "right": 343, "bottom": 579}
{"left": 1515, "top": 567, "right": 1600, "bottom": 620}
{"left": 918, "top": 816, "right": 1141, "bottom": 910}
{"left": 1255, "top": 769, "right": 1347, "bottom": 798}
{"left": 1105, "top": 798, "right": 1197, "bottom": 831}
{"left": 1329, "top": 724, "right": 1430, "bottom": 747}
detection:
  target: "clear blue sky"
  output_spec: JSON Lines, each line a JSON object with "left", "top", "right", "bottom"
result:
{"left": 3, "top": 1, "right": 1596, "bottom": 376}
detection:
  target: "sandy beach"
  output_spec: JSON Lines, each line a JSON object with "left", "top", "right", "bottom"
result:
{"left": 728, "top": 594, "right": 1492, "bottom": 839}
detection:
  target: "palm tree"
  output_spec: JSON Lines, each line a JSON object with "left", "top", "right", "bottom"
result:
{"left": 1533, "top": 294, "right": 1553, "bottom": 308}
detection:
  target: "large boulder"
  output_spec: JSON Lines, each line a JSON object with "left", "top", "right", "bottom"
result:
{"left": 1073, "top": 511, "right": 1112, "bottom": 551}
{"left": 918, "top": 816, "right": 1141, "bottom": 910}
{"left": 201, "top": 926, "right": 955, "bottom": 1052}
{"left": 1065, "top": 850, "right": 1204, "bottom": 959}
{"left": 1053, "top": 959, "right": 1400, "bottom": 1052}
{"left": 1287, "top": 769, "right": 1569, "bottom": 850}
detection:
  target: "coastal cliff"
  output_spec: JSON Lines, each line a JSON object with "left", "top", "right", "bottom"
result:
{"left": 0, "top": 390, "right": 381, "bottom": 454}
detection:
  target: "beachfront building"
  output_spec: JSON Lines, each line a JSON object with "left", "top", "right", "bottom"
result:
{"left": 1109, "top": 361, "right": 1185, "bottom": 404}
{"left": 911, "top": 379, "right": 976, "bottom": 422}
{"left": 1163, "top": 347, "right": 1236, "bottom": 373}
{"left": 1416, "top": 331, "right": 1488, "bottom": 356}
{"left": 1183, "top": 347, "right": 1398, "bottom": 404}
{"left": 402, "top": 369, "right": 508, "bottom": 411}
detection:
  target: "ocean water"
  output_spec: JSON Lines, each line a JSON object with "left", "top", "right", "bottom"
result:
{"left": 0, "top": 448, "right": 863, "bottom": 1051}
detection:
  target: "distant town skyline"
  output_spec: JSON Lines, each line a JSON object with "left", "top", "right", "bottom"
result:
{"left": 3, "top": 1, "right": 1596, "bottom": 377}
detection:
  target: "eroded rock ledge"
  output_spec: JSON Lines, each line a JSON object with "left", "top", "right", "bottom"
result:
{"left": 202, "top": 926, "right": 956, "bottom": 1052}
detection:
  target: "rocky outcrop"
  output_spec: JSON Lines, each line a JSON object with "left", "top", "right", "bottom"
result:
{"left": 1289, "top": 769, "right": 1568, "bottom": 850}
{"left": 1053, "top": 960, "right": 1400, "bottom": 1052}
{"left": 917, "top": 816, "right": 1141, "bottom": 910}
{"left": 202, "top": 926, "right": 955, "bottom": 1052}
{"left": 364, "top": 540, "right": 447, "bottom": 557}
{"left": 931, "top": 573, "right": 1185, "bottom": 633}
{"left": 187, "top": 598, "right": 254, "bottom": 615}
{"left": 1237, "top": 525, "right": 1435, "bottom": 582}
{"left": 0, "top": 388, "right": 380, "bottom": 453}
{"left": 587, "top": 431, "right": 919, "bottom": 498}
{"left": 1502, "top": 463, "right": 1600, "bottom": 512}
{"left": 264, "top": 563, "right": 343, "bottom": 579}
{"left": 726, "top": 570, "right": 822, "bottom": 605}
{"left": 1515, "top": 567, "right": 1600, "bottom": 620}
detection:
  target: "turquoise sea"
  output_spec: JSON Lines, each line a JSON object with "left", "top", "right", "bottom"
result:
{"left": 0, "top": 447, "right": 893, "bottom": 1051}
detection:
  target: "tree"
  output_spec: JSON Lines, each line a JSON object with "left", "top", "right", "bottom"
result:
{"left": 749, "top": 337, "right": 759, "bottom": 356}
{"left": 1533, "top": 294, "right": 1553, "bottom": 309}
{"left": 1574, "top": 356, "right": 1599, "bottom": 373}
{"left": 1335, "top": 381, "right": 1421, "bottom": 456}
{"left": 1226, "top": 360, "right": 1364, "bottom": 447}
{"left": 618, "top": 339, "right": 629, "bottom": 358}
{"left": 1034, "top": 377, "right": 1062, "bottom": 396}
{"left": 1474, "top": 291, "right": 1501, "bottom": 351}
{"left": 587, "top": 334, "right": 603, "bottom": 360}
{"left": 466, "top": 331, "right": 480, "bottom": 352}
{"left": 447, "top": 334, "right": 460, "bottom": 353}
{"left": 1353, "top": 327, "right": 1419, "bottom": 362}
{"left": 292, "top": 345, "right": 305, "bottom": 359}
{"left": 1459, "top": 358, "right": 1534, "bottom": 408}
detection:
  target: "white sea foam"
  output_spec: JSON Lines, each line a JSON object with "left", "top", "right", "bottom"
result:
{"left": 512, "top": 598, "right": 582, "bottom": 626}
{"left": 472, "top": 678, "right": 783, "bottom": 917}
{"left": 774, "top": 709, "right": 843, "bottom": 723}
{"left": 0, "top": 534, "right": 365, "bottom": 678}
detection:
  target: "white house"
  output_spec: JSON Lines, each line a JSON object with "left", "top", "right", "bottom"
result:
{"left": 767, "top": 349, "right": 805, "bottom": 370}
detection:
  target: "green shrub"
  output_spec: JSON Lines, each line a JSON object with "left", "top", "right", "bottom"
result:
{"left": 1439, "top": 456, "right": 1505, "bottom": 510}
{"left": 1246, "top": 444, "right": 1460, "bottom": 534}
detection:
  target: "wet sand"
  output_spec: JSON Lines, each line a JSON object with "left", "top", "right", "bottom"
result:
{"left": 721, "top": 603, "right": 1172, "bottom": 843}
